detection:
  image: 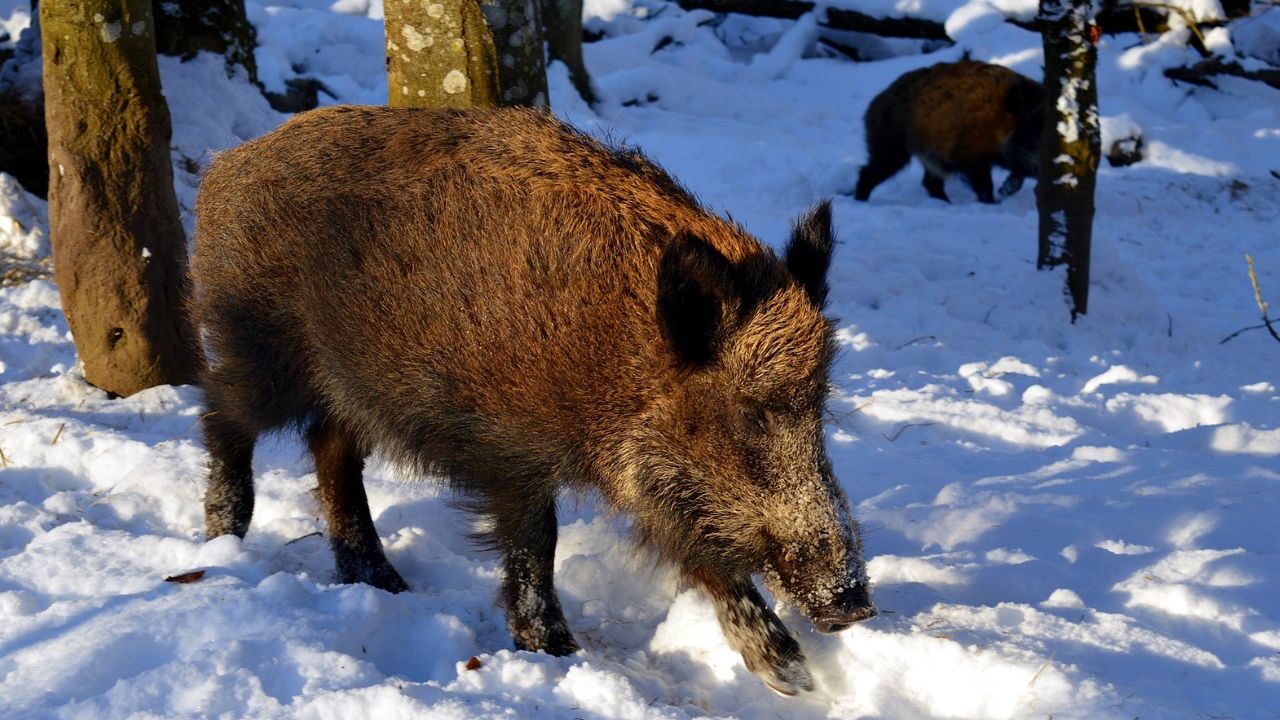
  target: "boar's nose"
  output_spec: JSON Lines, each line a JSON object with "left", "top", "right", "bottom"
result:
{"left": 811, "top": 583, "right": 877, "bottom": 634}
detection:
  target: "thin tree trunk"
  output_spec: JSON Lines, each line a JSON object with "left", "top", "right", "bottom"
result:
{"left": 1036, "top": 0, "right": 1100, "bottom": 320}
{"left": 41, "top": 0, "right": 199, "bottom": 396}
{"left": 384, "top": 0, "right": 547, "bottom": 109}
{"left": 0, "top": 7, "right": 46, "bottom": 197}
{"left": 153, "top": 0, "right": 257, "bottom": 83}
{"left": 482, "top": 0, "right": 549, "bottom": 107}
{"left": 543, "top": 0, "right": 594, "bottom": 104}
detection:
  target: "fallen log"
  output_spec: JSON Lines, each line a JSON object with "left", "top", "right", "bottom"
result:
{"left": 677, "top": 0, "right": 1235, "bottom": 43}
{"left": 677, "top": 0, "right": 950, "bottom": 40}
{"left": 1164, "top": 57, "right": 1280, "bottom": 91}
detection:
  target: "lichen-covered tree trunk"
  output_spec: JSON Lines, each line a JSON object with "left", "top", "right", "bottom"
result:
{"left": 1036, "top": 0, "right": 1100, "bottom": 320}
{"left": 152, "top": 0, "right": 258, "bottom": 83}
{"left": 384, "top": 0, "right": 547, "bottom": 109}
{"left": 543, "top": 0, "right": 595, "bottom": 105}
{"left": 41, "top": 0, "right": 199, "bottom": 396}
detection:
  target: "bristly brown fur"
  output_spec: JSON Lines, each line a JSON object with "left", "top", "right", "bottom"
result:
{"left": 191, "top": 105, "right": 874, "bottom": 696}
{"left": 855, "top": 61, "right": 1044, "bottom": 204}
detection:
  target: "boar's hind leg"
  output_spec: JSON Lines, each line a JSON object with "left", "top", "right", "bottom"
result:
{"left": 921, "top": 169, "right": 950, "bottom": 203}
{"left": 203, "top": 410, "right": 256, "bottom": 539}
{"left": 494, "top": 495, "right": 579, "bottom": 656}
{"left": 998, "top": 171, "right": 1027, "bottom": 199}
{"left": 963, "top": 164, "right": 997, "bottom": 204}
{"left": 693, "top": 570, "right": 814, "bottom": 696}
{"left": 854, "top": 145, "right": 910, "bottom": 201}
{"left": 308, "top": 417, "right": 409, "bottom": 593}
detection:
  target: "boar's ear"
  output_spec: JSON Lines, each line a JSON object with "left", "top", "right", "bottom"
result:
{"left": 785, "top": 200, "right": 834, "bottom": 308}
{"left": 658, "top": 232, "right": 739, "bottom": 365}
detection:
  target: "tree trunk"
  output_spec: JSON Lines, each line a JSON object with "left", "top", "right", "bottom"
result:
{"left": 543, "top": 0, "right": 595, "bottom": 104}
{"left": 0, "top": 7, "right": 47, "bottom": 198}
{"left": 153, "top": 0, "right": 258, "bottom": 83}
{"left": 41, "top": 0, "right": 199, "bottom": 396}
{"left": 1036, "top": 0, "right": 1100, "bottom": 320}
{"left": 482, "top": 0, "right": 549, "bottom": 107}
{"left": 384, "top": 0, "right": 547, "bottom": 109}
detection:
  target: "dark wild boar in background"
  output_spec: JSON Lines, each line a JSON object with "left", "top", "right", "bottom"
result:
{"left": 191, "top": 106, "right": 876, "bottom": 696}
{"left": 854, "top": 60, "right": 1044, "bottom": 204}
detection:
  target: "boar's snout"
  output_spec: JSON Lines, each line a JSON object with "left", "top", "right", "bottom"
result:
{"left": 809, "top": 583, "right": 877, "bottom": 633}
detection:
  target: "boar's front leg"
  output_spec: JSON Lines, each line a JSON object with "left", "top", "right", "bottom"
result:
{"left": 308, "top": 417, "right": 409, "bottom": 593}
{"left": 494, "top": 494, "right": 579, "bottom": 656}
{"left": 921, "top": 168, "right": 952, "bottom": 203}
{"left": 692, "top": 569, "right": 814, "bottom": 696}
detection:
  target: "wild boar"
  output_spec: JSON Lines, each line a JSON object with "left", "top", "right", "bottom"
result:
{"left": 190, "top": 105, "right": 875, "bottom": 695}
{"left": 854, "top": 60, "right": 1044, "bottom": 204}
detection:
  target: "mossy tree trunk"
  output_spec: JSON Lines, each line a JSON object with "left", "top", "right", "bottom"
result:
{"left": 152, "top": 0, "right": 257, "bottom": 82}
{"left": 384, "top": 0, "right": 547, "bottom": 109}
{"left": 543, "top": 0, "right": 594, "bottom": 104}
{"left": 41, "top": 0, "right": 199, "bottom": 396}
{"left": 1036, "top": 0, "right": 1100, "bottom": 320}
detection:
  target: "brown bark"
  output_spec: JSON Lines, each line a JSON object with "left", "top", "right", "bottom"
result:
{"left": 543, "top": 0, "right": 595, "bottom": 104}
{"left": 0, "top": 10, "right": 47, "bottom": 197}
{"left": 1036, "top": 0, "right": 1100, "bottom": 320}
{"left": 0, "top": 89, "right": 46, "bottom": 198}
{"left": 41, "top": 0, "right": 199, "bottom": 395}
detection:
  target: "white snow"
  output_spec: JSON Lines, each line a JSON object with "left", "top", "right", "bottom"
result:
{"left": 0, "top": 173, "right": 46, "bottom": 259}
{"left": 2, "top": 0, "right": 1279, "bottom": 718}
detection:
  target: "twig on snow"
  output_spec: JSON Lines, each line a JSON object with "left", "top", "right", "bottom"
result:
{"left": 1029, "top": 653, "right": 1058, "bottom": 687}
{"left": 285, "top": 531, "right": 323, "bottom": 545}
{"left": 882, "top": 422, "right": 937, "bottom": 442}
{"left": 895, "top": 335, "right": 937, "bottom": 350}
{"left": 1219, "top": 255, "right": 1280, "bottom": 344}
{"left": 1219, "top": 322, "right": 1268, "bottom": 344}
{"left": 1246, "top": 254, "right": 1280, "bottom": 344}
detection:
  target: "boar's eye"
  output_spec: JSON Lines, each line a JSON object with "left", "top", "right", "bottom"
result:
{"left": 750, "top": 406, "right": 776, "bottom": 435}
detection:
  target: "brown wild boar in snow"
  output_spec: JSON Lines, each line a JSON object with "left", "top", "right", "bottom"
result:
{"left": 191, "top": 105, "right": 875, "bottom": 695}
{"left": 854, "top": 60, "right": 1044, "bottom": 204}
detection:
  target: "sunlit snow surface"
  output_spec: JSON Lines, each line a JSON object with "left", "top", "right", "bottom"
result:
{"left": 2, "top": 0, "right": 1279, "bottom": 717}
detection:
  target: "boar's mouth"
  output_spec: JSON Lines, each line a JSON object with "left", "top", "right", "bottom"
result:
{"left": 806, "top": 582, "right": 878, "bottom": 633}
{"left": 760, "top": 536, "right": 876, "bottom": 634}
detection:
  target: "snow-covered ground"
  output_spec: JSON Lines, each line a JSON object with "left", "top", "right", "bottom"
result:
{"left": 2, "top": 0, "right": 1279, "bottom": 717}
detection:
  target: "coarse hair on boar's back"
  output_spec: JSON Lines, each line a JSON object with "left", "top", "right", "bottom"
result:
{"left": 854, "top": 60, "right": 1044, "bottom": 204}
{"left": 190, "top": 105, "right": 876, "bottom": 697}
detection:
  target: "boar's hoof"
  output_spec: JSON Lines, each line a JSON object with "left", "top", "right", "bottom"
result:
{"left": 511, "top": 621, "right": 580, "bottom": 657}
{"left": 758, "top": 652, "right": 815, "bottom": 697}
{"left": 338, "top": 556, "right": 410, "bottom": 593}
{"left": 368, "top": 564, "right": 410, "bottom": 594}
{"left": 742, "top": 633, "right": 814, "bottom": 696}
